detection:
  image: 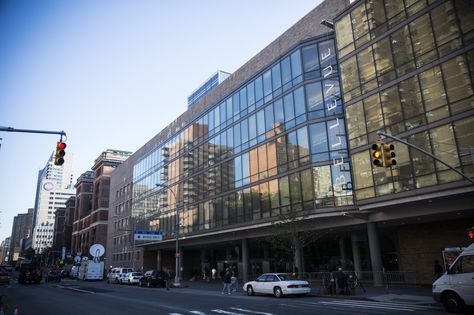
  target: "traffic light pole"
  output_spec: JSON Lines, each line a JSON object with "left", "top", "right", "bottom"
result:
{"left": 377, "top": 130, "right": 474, "bottom": 184}
{"left": 0, "top": 126, "right": 66, "bottom": 138}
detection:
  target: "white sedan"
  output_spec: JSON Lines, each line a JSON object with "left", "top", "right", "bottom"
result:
{"left": 243, "top": 273, "right": 310, "bottom": 298}
{"left": 119, "top": 272, "right": 143, "bottom": 285}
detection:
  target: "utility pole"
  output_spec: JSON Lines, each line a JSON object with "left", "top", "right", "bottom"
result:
{"left": 377, "top": 130, "right": 474, "bottom": 184}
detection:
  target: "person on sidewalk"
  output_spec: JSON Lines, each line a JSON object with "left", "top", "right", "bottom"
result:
{"left": 334, "top": 268, "right": 348, "bottom": 295}
{"left": 222, "top": 269, "right": 232, "bottom": 295}
{"left": 163, "top": 269, "right": 171, "bottom": 290}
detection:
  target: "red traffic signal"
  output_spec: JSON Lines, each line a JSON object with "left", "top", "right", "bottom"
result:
{"left": 54, "top": 141, "right": 66, "bottom": 165}
{"left": 469, "top": 229, "right": 474, "bottom": 240}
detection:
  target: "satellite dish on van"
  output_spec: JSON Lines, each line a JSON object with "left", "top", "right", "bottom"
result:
{"left": 82, "top": 256, "right": 89, "bottom": 262}
{"left": 90, "top": 244, "right": 105, "bottom": 259}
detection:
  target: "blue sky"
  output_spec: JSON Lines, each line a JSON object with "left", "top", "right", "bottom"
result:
{"left": 0, "top": 0, "right": 322, "bottom": 243}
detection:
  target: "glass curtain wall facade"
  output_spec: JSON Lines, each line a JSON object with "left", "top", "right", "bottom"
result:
{"left": 131, "top": 36, "right": 354, "bottom": 240}
{"left": 335, "top": 0, "right": 474, "bottom": 201}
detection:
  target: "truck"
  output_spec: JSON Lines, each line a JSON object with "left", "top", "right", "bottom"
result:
{"left": 433, "top": 243, "right": 474, "bottom": 313}
{"left": 78, "top": 260, "right": 104, "bottom": 281}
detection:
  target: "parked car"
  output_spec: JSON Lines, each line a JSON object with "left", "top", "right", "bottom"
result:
{"left": 18, "top": 262, "right": 42, "bottom": 284}
{"left": 45, "top": 270, "right": 62, "bottom": 282}
{"left": 139, "top": 269, "right": 167, "bottom": 288}
{"left": 107, "top": 267, "right": 133, "bottom": 284}
{"left": 433, "top": 243, "right": 474, "bottom": 313}
{"left": 243, "top": 273, "right": 311, "bottom": 298}
{"left": 120, "top": 272, "right": 143, "bottom": 285}
{"left": 0, "top": 271, "right": 11, "bottom": 285}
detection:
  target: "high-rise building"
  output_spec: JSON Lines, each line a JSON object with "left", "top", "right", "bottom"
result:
{"left": 108, "top": 0, "right": 473, "bottom": 285}
{"left": 32, "top": 151, "right": 75, "bottom": 253}
{"left": 71, "top": 150, "right": 131, "bottom": 258}
{"left": 8, "top": 208, "right": 33, "bottom": 263}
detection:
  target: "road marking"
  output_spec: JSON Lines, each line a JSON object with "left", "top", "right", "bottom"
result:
{"left": 211, "top": 310, "right": 245, "bottom": 315}
{"left": 189, "top": 312, "right": 207, "bottom": 315}
{"left": 229, "top": 307, "right": 274, "bottom": 315}
{"left": 316, "top": 300, "right": 430, "bottom": 312}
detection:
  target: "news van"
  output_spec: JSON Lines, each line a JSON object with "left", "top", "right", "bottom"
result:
{"left": 433, "top": 243, "right": 474, "bottom": 313}
{"left": 78, "top": 259, "right": 104, "bottom": 281}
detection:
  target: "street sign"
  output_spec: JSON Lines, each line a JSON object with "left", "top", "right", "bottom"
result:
{"left": 134, "top": 230, "right": 163, "bottom": 241}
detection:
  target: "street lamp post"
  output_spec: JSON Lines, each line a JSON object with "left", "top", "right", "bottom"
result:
{"left": 156, "top": 183, "right": 180, "bottom": 287}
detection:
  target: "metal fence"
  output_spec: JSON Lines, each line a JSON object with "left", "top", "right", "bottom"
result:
{"left": 296, "top": 270, "right": 420, "bottom": 294}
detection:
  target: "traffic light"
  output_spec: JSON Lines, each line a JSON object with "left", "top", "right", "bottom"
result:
{"left": 468, "top": 227, "right": 474, "bottom": 240}
{"left": 371, "top": 142, "right": 383, "bottom": 167}
{"left": 382, "top": 143, "right": 397, "bottom": 167}
{"left": 54, "top": 141, "right": 66, "bottom": 165}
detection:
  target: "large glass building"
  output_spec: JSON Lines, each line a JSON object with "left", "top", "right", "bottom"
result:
{"left": 107, "top": 0, "right": 473, "bottom": 285}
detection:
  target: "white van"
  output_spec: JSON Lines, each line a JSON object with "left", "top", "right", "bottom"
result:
{"left": 107, "top": 267, "right": 133, "bottom": 284}
{"left": 433, "top": 243, "right": 474, "bottom": 313}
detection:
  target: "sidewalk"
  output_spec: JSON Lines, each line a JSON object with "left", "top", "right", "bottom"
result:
{"left": 177, "top": 279, "right": 437, "bottom": 306}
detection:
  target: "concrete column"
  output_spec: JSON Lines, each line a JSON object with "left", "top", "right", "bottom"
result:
{"left": 242, "top": 239, "right": 249, "bottom": 283}
{"left": 339, "top": 237, "right": 347, "bottom": 269}
{"left": 293, "top": 236, "right": 302, "bottom": 274}
{"left": 351, "top": 233, "right": 362, "bottom": 277}
{"left": 156, "top": 249, "right": 162, "bottom": 270}
{"left": 367, "top": 222, "right": 383, "bottom": 286}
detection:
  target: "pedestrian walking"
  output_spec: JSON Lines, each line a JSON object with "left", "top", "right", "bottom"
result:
{"left": 164, "top": 269, "right": 171, "bottom": 290}
{"left": 334, "top": 268, "right": 348, "bottom": 295}
{"left": 230, "top": 272, "right": 238, "bottom": 292}
{"left": 222, "top": 269, "right": 232, "bottom": 295}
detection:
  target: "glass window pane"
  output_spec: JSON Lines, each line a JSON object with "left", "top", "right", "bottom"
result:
{"left": 419, "top": 66, "right": 448, "bottom": 116}
{"left": 255, "top": 76, "right": 263, "bottom": 104}
{"left": 381, "top": 85, "right": 404, "bottom": 131}
{"left": 373, "top": 38, "right": 396, "bottom": 85}
{"left": 430, "top": 124, "right": 459, "bottom": 172}
{"left": 409, "top": 14, "right": 436, "bottom": 68}
{"left": 272, "top": 63, "right": 282, "bottom": 91}
{"left": 306, "top": 82, "right": 324, "bottom": 118}
{"left": 284, "top": 92, "right": 295, "bottom": 122}
{"left": 443, "top": 55, "right": 474, "bottom": 114}
{"left": 297, "top": 127, "right": 310, "bottom": 163}
{"left": 391, "top": 25, "right": 415, "bottom": 76}
{"left": 399, "top": 77, "right": 425, "bottom": 129}
{"left": 281, "top": 56, "right": 292, "bottom": 85}
{"left": 357, "top": 46, "right": 377, "bottom": 93}
{"left": 247, "top": 81, "right": 255, "bottom": 108}
{"left": 239, "top": 87, "right": 248, "bottom": 111}
{"left": 313, "top": 165, "right": 334, "bottom": 207}
{"left": 454, "top": 116, "right": 474, "bottom": 178}
{"left": 249, "top": 114, "right": 257, "bottom": 141}
{"left": 294, "top": 86, "right": 306, "bottom": 119}
{"left": 302, "top": 44, "right": 320, "bottom": 78}
{"left": 364, "top": 93, "right": 383, "bottom": 133}
{"left": 309, "top": 123, "right": 329, "bottom": 161}
{"left": 263, "top": 69, "right": 272, "bottom": 97}
{"left": 432, "top": 1, "right": 460, "bottom": 48}
{"left": 279, "top": 176, "right": 290, "bottom": 207}
{"left": 289, "top": 173, "right": 302, "bottom": 209}
{"left": 290, "top": 49, "right": 302, "bottom": 83}
{"left": 265, "top": 103, "right": 275, "bottom": 137}
{"left": 455, "top": 0, "right": 474, "bottom": 45}
{"left": 409, "top": 131, "right": 436, "bottom": 185}
{"left": 345, "top": 101, "right": 367, "bottom": 148}
{"left": 351, "top": 151, "right": 374, "bottom": 191}
{"left": 340, "top": 56, "right": 361, "bottom": 102}
{"left": 274, "top": 99, "right": 284, "bottom": 128}
{"left": 335, "top": 14, "right": 354, "bottom": 57}
{"left": 351, "top": 2, "right": 370, "bottom": 48}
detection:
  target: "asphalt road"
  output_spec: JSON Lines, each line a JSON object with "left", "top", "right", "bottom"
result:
{"left": 0, "top": 278, "right": 445, "bottom": 315}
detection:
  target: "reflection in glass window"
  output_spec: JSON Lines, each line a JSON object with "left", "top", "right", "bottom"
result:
{"left": 332, "top": 162, "right": 353, "bottom": 206}
{"left": 313, "top": 165, "right": 334, "bottom": 207}
{"left": 410, "top": 131, "right": 437, "bottom": 188}
{"left": 302, "top": 44, "right": 320, "bottom": 79}
{"left": 319, "top": 40, "right": 337, "bottom": 74}
{"left": 454, "top": 116, "right": 474, "bottom": 178}
{"left": 351, "top": 151, "right": 374, "bottom": 198}
{"left": 432, "top": 1, "right": 460, "bottom": 55}
{"left": 351, "top": 2, "right": 370, "bottom": 48}
{"left": 306, "top": 81, "right": 324, "bottom": 118}
{"left": 391, "top": 25, "right": 415, "bottom": 76}
{"left": 357, "top": 46, "right": 377, "bottom": 93}
{"left": 419, "top": 66, "right": 448, "bottom": 120}
{"left": 309, "top": 123, "right": 328, "bottom": 162}
{"left": 335, "top": 14, "right": 354, "bottom": 57}
{"left": 373, "top": 38, "right": 396, "bottom": 85}
{"left": 409, "top": 14, "right": 436, "bottom": 68}
{"left": 291, "top": 49, "right": 303, "bottom": 85}
{"left": 341, "top": 56, "right": 361, "bottom": 102}
{"left": 430, "top": 124, "right": 459, "bottom": 173}
{"left": 345, "top": 101, "right": 367, "bottom": 148}
{"left": 442, "top": 55, "right": 474, "bottom": 114}
{"left": 399, "top": 77, "right": 425, "bottom": 130}
{"left": 364, "top": 94, "right": 383, "bottom": 133}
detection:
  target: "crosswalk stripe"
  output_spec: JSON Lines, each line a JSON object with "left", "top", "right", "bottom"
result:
{"left": 317, "top": 300, "right": 432, "bottom": 310}
{"left": 229, "top": 307, "right": 274, "bottom": 315}
{"left": 189, "top": 312, "right": 207, "bottom": 315}
{"left": 317, "top": 301, "right": 417, "bottom": 312}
